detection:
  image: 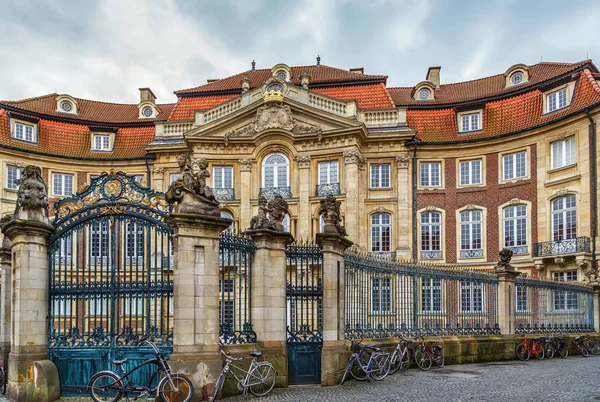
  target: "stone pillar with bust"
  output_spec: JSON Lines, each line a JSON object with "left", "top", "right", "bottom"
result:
{"left": 342, "top": 150, "right": 365, "bottom": 243}
{"left": 494, "top": 249, "right": 521, "bottom": 335}
{"left": 164, "top": 154, "right": 232, "bottom": 401}
{"left": 296, "top": 155, "right": 311, "bottom": 239}
{"left": 0, "top": 218, "right": 12, "bottom": 370}
{"left": 395, "top": 154, "right": 412, "bottom": 258}
{"left": 239, "top": 159, "right": 253, "bottom": 233}
{"left": 316, "top": 195, "right": 352, "bottom": 385}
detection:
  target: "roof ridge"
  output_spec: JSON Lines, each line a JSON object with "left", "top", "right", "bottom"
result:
{"left": 2, "top": 92, "right": 175, "bottom": 108}
{"left": 380, "top": 82, "right": 396, "bottom": 108}
{"left": 1, "top": 93, "right": 57, "bottom": 104}
{"left": 582, "top": 68, "right": 600, "bottom": 94}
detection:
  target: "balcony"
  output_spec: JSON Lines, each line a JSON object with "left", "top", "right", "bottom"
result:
{"left": 259, "top": 187, "right": 292, "bottom": 199}
{"left": 315, "top": 183, "right": 341, "bottom": 197}
{"left": 533, "top": 237, "right": 591, "bottom": 257}
{"left": 214, "top": 187, "right": 235, "bottom": 200}
{"left": 460, "top": 249, "right": 484, "bottom": 259}
{"left": 421, "top": 250, "right": 443, "bottom": 259}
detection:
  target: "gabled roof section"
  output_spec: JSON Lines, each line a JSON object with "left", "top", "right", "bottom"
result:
{"left": 175, "top": 64, "right": 387, "bottom": 95}
{"left": 390, "top": 60, "right": 597, "bottom": 106}
{"left": 312, "top": 83, "right": 395, "bottom": 109}
{"left": 0, "top": 93, "right": 175, "bottom": 124}
{"left": 168, "top": 94, "right": 239, "bottom": 121}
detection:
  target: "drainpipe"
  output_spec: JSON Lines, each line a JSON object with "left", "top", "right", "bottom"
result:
{"left": 585, "top": 109, "right": 597, "bottom": 273}
{"left": 144, "top": 154, "right": 152, "bottom": 185}
{"left": 405, "top": 138, "right": 419, "bottom": 261}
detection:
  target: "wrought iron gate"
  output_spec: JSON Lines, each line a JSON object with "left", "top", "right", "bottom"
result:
{"left": 48, "top": 172, "right": 173, "bottom": 396}
{"left": 285, "top": 241, "right": 323, "bottom": 385}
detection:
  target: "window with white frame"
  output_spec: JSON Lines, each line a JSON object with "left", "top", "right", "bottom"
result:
{"left": 553, "top": 270, "right": 578, "bottom": 310}
{"left": 220, "top": 212, "right": 234, "bottom": 235}
{"left": 459, "top": 159, "right": 482, "bottom": 186}
{"left": 503, "top": 205, "right": 527, "bottom": 253}
{"left": 460, "top": 210, "right": 483, "bottom": 257}
{"left": 88, "top": 298, "right": 110, "bottom": 316}
{"left": 460, "top": 112, "right": 480, "bottom": 132}
{"left": 516, "top": 285, "right": 528, "bottom": 312}
{"left": 90, "top": 220, "right": 109, "bottom": 262}
{"left": 262, "top": 153, "right": 289, "bottom": 188}
{"left": 6, "top": 165, "right": 23, "bottom": 190}
{"left": 126, "top": 222, "right": 144, "bottom": 261}
{"left": 56, "top": 236, "right": 73, "bottom": 264}
{"left": 318, "top": 161, "right": 338, "bottom": 184}
{"left": 371, "top": 277, "right": 391, "bottom": 313}
{"left": 371, "top": 213, "right": 391, "bottom": 253}
{"left": 220, "top": 300, "right": 235, "bottom": 325}
{"left": 370, "top": 164, "right": 391, "bottom": 188}
{"left": 52, "top": 298, "right": 72, "bottom": 316}
{"left": 420, "top": 212, "right": 442, "bottom": 257}
{"left": 169, "top": 173, "right": 179, "bottom": 184}
{"left": 503, "top": 151, "right": 527, "bottom": 180}
{"left": 124, "top": 297, "right": 144, "bottom": 316}
{"left": 422, "top": 278, "right": 442, "bottom": 313}
{"left": 551, "top": 137, "right": 576, "bottom": 169}
{"left": 213, "top": 166, "right": 233, "bottom": 189}
{"left": 461, "top": 281, "right": 483, "bottom": 313}
{"left": 552, "top": 196, "right": 576, "bottom": 241}
{"left": 283, "top": 214, "right": 291, "bottom": 233}
{"left": 547, "top": 88, "right": 568, "bottom": 112}
{"left": 420, "top": 162, "right": 441, "bottom": 187}
{"left": 13, "top": 121, "right": 36, "bottom": 143}
{"left": 52, "top": 173, "right": 74, "bottom": 196}
{"left": 168, "top": 296, "right": 174, "bottom": 315}
{"left": 92, "top": 134, "right": 111, "bottom": 151}
{"left": 319, "top": 215, "right": 325, "bottom": 233}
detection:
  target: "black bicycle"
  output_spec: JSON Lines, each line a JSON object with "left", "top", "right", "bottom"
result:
{"left": 87, "top": 339, "right": 193, "bottom": 402}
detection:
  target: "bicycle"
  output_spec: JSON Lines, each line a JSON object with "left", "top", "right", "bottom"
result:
{"left": 414, "top": 337, "right": 444, "bottom": 371}
{"left": 582, "top": 335, "right": 600, "bottom": 355}
{"left": 211, "top": 350, "right": 276, "bottom": 401}
{"left": 341, "top": 340, "right": 391, "bottom": 384}
{"left": 544, "top": 335, "right": 569, "bottom": 359}
{"left": 0, "top": 359, "right": 6, "bottom": 395}
{"left": 515, "top": 334, "right": 545, "bottom": 361}
{"left": 573, "top": 335, "right": 600, "bottom": 357}
{"left": 87, "top": 339, "right": 193, "bottom": 402}
{"left": 542, "top": 336, "right": 556, "bottom": 359}
{"left": 389, "top": 338, "right": 416, "bottom": 374}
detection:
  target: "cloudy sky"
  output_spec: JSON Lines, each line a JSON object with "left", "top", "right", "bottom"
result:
{"left": 1, "top": 0, "right": 599, "bottom": 104}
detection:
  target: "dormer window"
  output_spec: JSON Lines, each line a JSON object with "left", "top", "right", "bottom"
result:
{"left": 414, "top": 82, "right": 435, "bottom": 101}
{"left": 270, "top": 64, "right": 291, "bottom": 82}
{"left": 547, "top": 88, "right": 567, "bottom": 112}
{"left": 418, "top": 88, "right": 431, "bottom": 100}
{"left": 56, "top": 95, "right": 78, "bottom": 114}
{"left": 11, "top": 118, "right": 38, "bottom": 144}
{"left": 504, "top": 64, "right": 530, "bottom": 88}
{"left": 510, "top": 71, "right": 524, "bottom": 85}
{"left": 92, "top": 134, "right": 111, "bottom": 151}
{"left": 142, "top": 107, "right": 154, "bottom": 117}
{"left": 60, "top": 101, "right": 74, "bottom": 112}
{"left": 275, "top": 70, "right": 287, "bottom": 80}
{"left": 458, "top": 110, "right": 482, "bottom": 133}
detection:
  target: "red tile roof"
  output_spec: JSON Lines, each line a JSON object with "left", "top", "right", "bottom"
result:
{"left": 0, "top": 94, "right": 174, "bottom": 124}
{"left": 390, "top": 61, "right": 596, "bottom": 106}
{"left": 312, "top": 83, "right": 395, "bottom": 109}
{"left": 175, "top": 65, "right": 387, "bottom": 94}
{"left": 168, "top": 94, "right": 239, "bottom": 121}
{"left": 0, "top": 109, "right": 153, "bottom": 158}
{"left": 408, "top": 69, "right": 600, "bottom": 142}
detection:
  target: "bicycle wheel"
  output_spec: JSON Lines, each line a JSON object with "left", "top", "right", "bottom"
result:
{"left": 248, "top": 363, "right": 277, "bottom": 397}
{"left": 515, "top": 343, "right": 530, "bottom": 361}
{"left": 533, "top": 343, "right": 545, "bottom": 360}
{"left": 369, "top": 353, "right": 390, "bottom": 381}
{"left": 590, "top": 342, "right": 600, "bottom": 356}
{"left": 557, "top": 343, "right": 569, "bottom": 359}
{"left": 211, "top": 372, "right": 225, "bottom": 401}
{"left": 389, "top": 350, "right": 402, "bottom": 374}
{"left": 579, "top": 345, "right": 590, "bottom": 357}
{"left": 158, "top": 374, "right": 193, "bottom": 402}
{"left": 348, "top": 356, "right": 368, "bottom": 381}
{"left": 433, "top": 347, "right": 445, "bottom": 368}
{"left": 544, "top": 343, "right": 555, "bottom": 359}
{"left": 414, "top": 347, "right": 432, "bottom": 371}
{"left": 88, "top": 372, "right": 123, "bottom": 402}
{"left": 400, "top": 351, "right": 411, "bottom": 371}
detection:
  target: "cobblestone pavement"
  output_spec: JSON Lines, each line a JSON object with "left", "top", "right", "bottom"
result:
{"left": 224, "top": 356, "right": 600, "bottom": 402}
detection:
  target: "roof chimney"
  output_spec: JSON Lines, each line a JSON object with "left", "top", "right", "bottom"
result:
{"left": 139, "top": 88, "right": 156, "bottom": 104}
{"left": 350, "top": 67, "right": 364, "bottom": 74}
{"left": 426, "top": 67, "right": 441, "bottom": 89}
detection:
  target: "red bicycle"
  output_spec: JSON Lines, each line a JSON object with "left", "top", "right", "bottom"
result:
{"left": 515, "top": 334, "right": 545, "bottom": 361}
{"left": 414, "top": 336, "right": 444, "bottom": 371}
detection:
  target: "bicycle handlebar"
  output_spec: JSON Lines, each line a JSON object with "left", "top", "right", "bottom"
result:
{"left": 220, "top": 349, "right": 243, "bottom": 361}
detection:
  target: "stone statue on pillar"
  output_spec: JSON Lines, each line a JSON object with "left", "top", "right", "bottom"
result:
{"left": 319, "top": 194, "right": 347, "bottom": 236}
{"left": 165, "top": 154, "right": 220, "bottom": 216}
{"left": 249, "top": 196, "right": 271, "bottom": 230}
{"left": 13, "top": 165, "right": 49, "bottom": 224}
{"left": 494, "top": 248, "right": 515, "bottom": 272}
{"left": 247, "top": 194, "right": 289, "bottom": 232}
{"left": 0, "top": 215, "right": 11, "bottom": 248}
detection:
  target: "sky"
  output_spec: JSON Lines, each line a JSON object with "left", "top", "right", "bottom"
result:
{"left": 1, "top": 0, "right": 599, "bottom": 105}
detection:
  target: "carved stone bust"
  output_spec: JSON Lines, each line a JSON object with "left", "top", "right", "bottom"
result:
{"left": 494, "top": 248, "right": 515, "bottom": 272}
{"left": 13, "top": 165, "right": 49, "bottom": 224}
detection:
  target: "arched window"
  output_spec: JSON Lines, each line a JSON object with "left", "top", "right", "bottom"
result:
{"left": 371, "top": 213, "right": 391, "bottom": 253}
{"left": 552, "top": 196, "right": 576, "bottom": 241}
{"left": 460, "top": 210, "right": 483, "bottom": 258}
{"left": 262, "top": 153, "right": 290, "bottom": 196}
{"left": 503, "top": 205, "right": 527, "bottom": 254}
{"left": 420, "top": 212, "right": 441, "bottom": 259}
{"left": 220, "top": 212, "right": 235, "bottom": 235}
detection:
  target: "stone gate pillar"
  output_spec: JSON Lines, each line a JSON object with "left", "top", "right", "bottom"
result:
{"left": 0, "top": 238, "right": 12, "bottom": 367}
{"left": 316, "top": 232, "right": 352, "bottom": 385}
{"left": 494, "top": 249, "right": 521, "bottom": 335}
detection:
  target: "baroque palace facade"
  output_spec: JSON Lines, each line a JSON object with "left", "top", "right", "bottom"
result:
{"left": 1, "top": 59, "right": 599, "bottom": 281}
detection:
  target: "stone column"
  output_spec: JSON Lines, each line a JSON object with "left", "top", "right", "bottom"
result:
{"left": 593, "top": 284, "right": 600, "bottom": 332}
{"left": 246, "top": 229, "right": 294, "bottom": 386}
{"left": 496, "top": 267, "right": 521, "bottom": 335}
{"left": 316, "top": 232, "right": 352, "bottom": 385}
{"left": 164, "top": 213, "right": 231, "bottom": 401}
{"left": 239, "top": 159, "right": 253, "bottom": 232}
{"left": 342, "top": 150, "right": 364, "bottom": 243}
{"left": 395, "top": 154, "right": 412, "bottom": 258}
{"left": 296, "top": 156, "right": 311, "bottom": 240}
{"left": 0, "top": 244, "right": 11, "bottom": 367}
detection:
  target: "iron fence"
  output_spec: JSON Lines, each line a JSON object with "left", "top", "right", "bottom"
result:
{"left": 344, "top": 247, "right": 499, "bottom": 338}
{"left": 515, "top": 276, "right": 594, "bottom": 333}
{"left": 219, "top": 232, "right": 256, "bottom": 344}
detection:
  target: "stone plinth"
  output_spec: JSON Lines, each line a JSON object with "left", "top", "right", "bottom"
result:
{"left": 164, "top": 213, "right": 231, "bottom": 402}
{"left": 0, "top": 246, "right": 11, "bottom": 366}
{"left": 316, "top": 233, "right": 353, "bottom": 385}
{"left": 2, "top": 219, "right": 54, "bottom": 402}
{"left": 496, "top": 268, "right": 521, "bottom": 335}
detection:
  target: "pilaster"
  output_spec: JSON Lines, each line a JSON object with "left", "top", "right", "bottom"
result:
{"left": 239, "top": 159, "right": 253, "bottom": 231}
{"left": 496, "top": 269, "right": 521, "bottom": 335}
{"left": 395, "top": 154, "right": 412, "bottom": 258}
{"left": 296, "top": 156, "right": 311, "bottom": 239}
{"left": 342, "top": 150, "right": 364, "bottom": 243}
{"left": 0, "top": 246, "right": 11, "bottom": 367}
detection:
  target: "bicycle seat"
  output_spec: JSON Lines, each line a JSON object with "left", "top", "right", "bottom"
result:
{"left": 112, "top": 359, "right": 128, "bottom": 366}
{"left": 250, "top": 351, "right": 262, "bottom": 358}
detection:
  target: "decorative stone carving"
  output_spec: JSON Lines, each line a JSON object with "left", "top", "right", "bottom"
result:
{"left": 342, "top": 150, "right": 366, "bottom": 168}
{"left": 465, "top": 204, "right": 477, "bottom": 210}
{"left": 494, "top": 248, "right": 515, "bottom": 272}
{"left": 534, "top": 263, "right": 545, "bottom": 272}
{"left": 555, "top": 189, "right": 569, "bottom": 197}
{"left": 376, "top": 206, "right": 386, "bottom": 213}
{"left": 577, "top": 259, "right": 597, "bottom": 282}
{"left": 13, "top": 165, "right": 49, "bottom": 224}
{"left": 238, "top": 158, "right": 253, "bottom": 172}
{"left": 296, "top": 155, "right": 312, "bottom": 169}
{"left": 299, "top": 72, "right": 312, "bottom": 88}
{"left": 425, "top": 205, "right": 437, "bottom": 211}
{"left": 248, "top": 194, "right": 289, "bottom": 232}
{"left": 249, "top": 196, "right": 271, "bottom": 230}
{"left": 509, "top": 198, "right": 521, "bottom": 205}
{"left": 396, "top": 154, "right": 411, "bottom": 169}
{"left": 241, "top": 74, "right": 251, "bottom": 92}
{"left": 152, "top": 167, "right": 165, "bottom": 179}
{"left": 554, "top": 256, "right": 566, "bottom": 267}
{"left": 165, "top": 154, "right": 220, "bottom": 216}
{"left": 0, "top": 215, "right": 12, "bottom": 248}
{"left": 319, "top": 194, "right": 347, "bottom": 236}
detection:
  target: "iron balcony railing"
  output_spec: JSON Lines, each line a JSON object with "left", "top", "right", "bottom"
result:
{"left": 259, "top": 186, "right": 292, "bottom": 199}
{"left": 460, "top": 249, "right": 484, "bottom": 259}
{"left": 506, "top": 245, "right": 529, "bottom": 255}
{"left": 315, "top": 183, "right": 341, "bottom": 197}
{"left": 214, "top": 187, "right": 235, "bottom": 200}
{"left": 421, "top": 250, "right": 443, "bottom": 259}
{"left": 533, "top": 237, "right": 591, "bottom": 257}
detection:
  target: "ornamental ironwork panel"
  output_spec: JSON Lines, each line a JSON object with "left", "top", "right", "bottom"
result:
{"left": 421, "top": 250, "right": 443, "bottom": 259}
{"left": 315, "top": 183, "right": 341, "bottom": 197}
{"left": 214, "top": 187, "right": 235, "bottom": 200}
{"left": 259, "top": 186, "right": 292, "bottom": 199}
{"left": 219, "top": 232, "right": 256, "bottom": 344}
{"left": 507, "top": 245, "right": 528, "bottom": 255}
{"left": 533, "top": 237, "right": 591, "bottom": 257}
{"left": 48, "top": 171, "right": 173, "bottom": 396}
{"left": 460, "top": 249, "right": 484, "bottom": 259}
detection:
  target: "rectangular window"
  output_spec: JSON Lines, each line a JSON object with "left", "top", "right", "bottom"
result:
{"left": 459, "top": 159, "right": 482, "bottom": 185}
{"left": 371, "top": 277, "right": 391, "bottom": 313}
{"left": 88, "top": 298, "right": 110, "bottom": 316}
{"left": 503, "top": 151, "right": 527, "bottom": 180}
{"left": 6, "top": 165, "right": 23, "bottom": 190}
{"left": 126, "top": 222, "right": 144, "bottom": 260}
{"left": 92, "top": 134, "right": 111, "bottom": 151}
{"left": 370, "top": 164, "right": 391, "bottom": 188}
{"left": 169, "top": 173, "right": 179, "bottom": 184}
{"left": 422, "top": 278, "right": 442, "bottom": 313}
{"left": 220, "top": 278, "right": 235, "bottom": 293}
{"left": 52, "top": 299, "right": 72, "bottom": 316}
{"left": 552, "top": 270, "right": 578, "bottom": 311}
{"left": 371, "top": 214, "right": 391, "bottom": 252}
{"left": 220, "top": 300, "right": 235, "bottom": 325}
{"left": 420, "top": 162, "right": 441, "bottom": 187}
{"left": 213, "top": 166, "right": 233, "bottom": 189}
{"left": 504, "top": 205, "right": 528, "bottom": 251}
{"left": 460, "top": 113, "right": 480, "bottom": 132}
{"left": 52, "top": 173, "right": 74, "bottom": 196}
{"left": 547, "top": 88, "right": 568, "bottom": 112}
{"left": 318, "top": 161, "right": 338, "bottom": 185}
{"left": 551, "top": 138, "right": 576, "bottom": 169}
{"left": 461, "top": 281, "right": 483, "bottom": 313}
{"left": 90, "top": 221, "right": 109, "bottom": 262}
{"left": 13, "top": 122, "right": 36, "bottom": 143}
{"left": 516, "top": 285, "right": 528, "bottom": 312}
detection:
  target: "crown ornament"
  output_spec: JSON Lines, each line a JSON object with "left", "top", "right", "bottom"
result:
{"left": 262, "top": 90, "right": 284, "bottom": 104}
